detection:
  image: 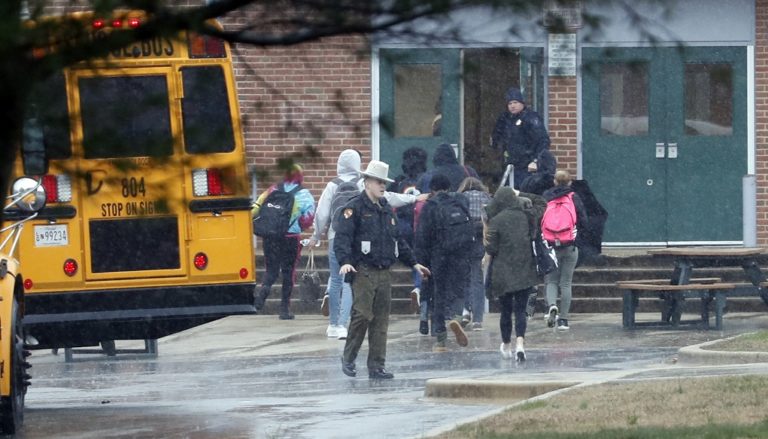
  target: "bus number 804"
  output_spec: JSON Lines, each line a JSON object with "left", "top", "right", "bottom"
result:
{"left": 122, "top": 177, "right": 146, "bottom": 198}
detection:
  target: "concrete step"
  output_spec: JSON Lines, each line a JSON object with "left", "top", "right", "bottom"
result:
{"left": 254, "top": 248, "right": 768, "bottom": 315}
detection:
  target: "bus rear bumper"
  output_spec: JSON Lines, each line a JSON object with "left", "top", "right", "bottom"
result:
{"left": 22, "top": 283, "right": 257, "bottom": 349}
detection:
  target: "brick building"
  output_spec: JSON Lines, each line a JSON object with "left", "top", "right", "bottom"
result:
{"left": 40, "top": 0, "right": 765, "bottom": 246}
{"left": 226, "top": 0, "right": 763, "bottom": 247}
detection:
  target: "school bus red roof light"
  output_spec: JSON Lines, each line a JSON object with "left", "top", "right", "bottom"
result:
{"left": 92, "top": 19, "right": 105, "bottom": 30}
{"left": 128, "top": 17, "right": 141, "bottom": 28}
{"left": 23, "top": 279, "right": 33, "bottom": 290}
{"left": 188, "top": 33, "right": 225, "bottom": 59}
{"left": 111, "top": 19, "right": 122, "bottom": 28}
{"left": 239, "top": 268, "right": 248, "bottom": 279}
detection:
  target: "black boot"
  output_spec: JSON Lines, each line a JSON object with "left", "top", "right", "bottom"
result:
{"left": 279, "top": 302, "right": 294, "bottom": 320}
{"left": 254, "top": 287, "right": 269, "bottom": 312}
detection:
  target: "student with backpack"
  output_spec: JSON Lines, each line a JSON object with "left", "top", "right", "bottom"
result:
{"left": 252, "top": 164, "right": 316, "bottom": 320}
{"left": 541, "top": 170, "right": 588, "bottom": 331}
{"left": 457, "top": 177, "right": 492, "bottom": 331}
{"left": 415, "top": 174, "right": 474, "bottom": 352}
{"left": 309, "top": 150, "right": 424, "bottom": 339}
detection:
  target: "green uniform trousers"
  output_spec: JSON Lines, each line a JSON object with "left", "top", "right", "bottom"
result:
{"left": 342, "top": 265, "right": 392, "bottom": 370}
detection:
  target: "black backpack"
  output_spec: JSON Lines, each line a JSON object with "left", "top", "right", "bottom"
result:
{"left": 330, "top": 177, "right": 361, "bottom": 229}
{"left": 253, "top": 184, "right": 301, "bottom": 238}
{"left": 431, "top": 193, "right": 475, "bottom": 252}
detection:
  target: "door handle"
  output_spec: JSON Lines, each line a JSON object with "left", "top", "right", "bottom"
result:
{"left": 668, "top": 143, "right": 678, "bottom": 159}
{"left": 655, "top": 143, "right": 665, "bottom": 159}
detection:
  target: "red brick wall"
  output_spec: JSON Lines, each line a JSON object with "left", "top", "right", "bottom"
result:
{"left": 756, "top": 0, "right": 768, "bottom": 244}
{"left": 227, "top": 38, "right": 372, "bottom": 196}
{"left": 547, "top": 76, "right": 578, "bottom": 176}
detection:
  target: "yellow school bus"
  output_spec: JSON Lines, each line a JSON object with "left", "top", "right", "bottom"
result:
{"left": 6, "top": 11, "right": 256, "bottom": 351}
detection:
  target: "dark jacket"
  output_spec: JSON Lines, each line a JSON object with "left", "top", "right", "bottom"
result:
{"left": 413, "top": 191, "right": 471, "bottom": 267}
{"left": 541, "top": 185, "right": 588, "bottom": 233}
{"left": 485, "top": 188, "right": 546, "bottom": 297}
{"left": 388, "top": 147, "right": 428, "bottom": 245}
{"left": 333, "top": 193, "right": 416, "bottom": 270}
{"left": 571, "top": 180, "right": 608, "bottom": 264}
{"left": 491, "top": 107, "right": 550, "bottom": 169}
{"left": 417, "top": 143, "right": 479, "bottom": 193}
{"left": 520, "top": 149, "right": 557, "bottom": 195}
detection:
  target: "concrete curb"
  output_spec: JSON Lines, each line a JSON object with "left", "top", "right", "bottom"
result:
{"left": 424, "top": 379, "right": 579, "bottom": 400}
{"left": 677, "top": 333, "right": 768, "bottom": 365}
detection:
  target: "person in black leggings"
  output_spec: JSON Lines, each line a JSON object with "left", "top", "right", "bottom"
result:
{"left": 484, "top": 186, "right": 546, "bottom": 361}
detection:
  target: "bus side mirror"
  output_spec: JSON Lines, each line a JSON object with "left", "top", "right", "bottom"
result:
{"left": 21, "top": 116, "right": 48, "bottom": 176}
{"left": 10, "top": 177, "right": 46, "bottom": 213}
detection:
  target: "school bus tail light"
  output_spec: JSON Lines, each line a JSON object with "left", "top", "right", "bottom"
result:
{"left": 23, "top": 279, "right": 33, "bottom": 290}
{"left": 239, "top": 268, "right": 248, "bottom": 279}
{"left": 193, "top": 253, "right": 208, "bottom": 270}
{"left": 188, "top": 33, "right": 226, "bottom": 59}
{"left": 63, "top": 259, "right": 78, "bottom": 277}
{"left": 41, "top": 174, "right": 72, "bottom": 204}
{"left": 192, "top": 168, "right": 233, "bottom": 197}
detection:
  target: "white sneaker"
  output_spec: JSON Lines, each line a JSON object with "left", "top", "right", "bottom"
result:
{"left": 515, "top": 337, "right": 526, "bottom": 362}
{"left": 409, "top": 288, "right": 420, "bottom": 314}
{"left": 326, "top": 325, "right": 338, "bottom": 338}
{"left": 336, "top": 326, "right": 348, "bottom": 340}
{"left": 546, "top": 305, "right": 559, "bottom": 328}
{"left": 499, "top": 343, "right": 513, "bottom": 359}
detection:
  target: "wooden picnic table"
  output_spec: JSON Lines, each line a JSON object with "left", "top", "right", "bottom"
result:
{"left": 634, "top": 247, "right": 768, "bottom": 329}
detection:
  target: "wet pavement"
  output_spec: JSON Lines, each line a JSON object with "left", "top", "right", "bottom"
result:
{"left": 15, "top": 311, "right": 768, "bottom": 438}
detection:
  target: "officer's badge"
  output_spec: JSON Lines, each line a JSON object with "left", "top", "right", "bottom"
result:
{"left": 343, "top": 208, "right": 354, "bottom": 219}
{"left": 391, "top": 218, "right": 396, "bottom": 226}
{"left": 515, "top": 119, "right": 522, "bottom": 126}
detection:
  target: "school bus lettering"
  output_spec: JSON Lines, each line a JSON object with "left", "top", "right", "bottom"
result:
{"left": 121, "top": 177, "right": 146, "bottom": 198}
{"left": 108, "top": 36, "right": 175, "bottom": 59}
{"left": 101, "top": 202, "right": 124, "bottom": 217}
{"left": 125, "top": 200, "right": 168, "bottom": 216}
{"left": 85, "top": 170, "right": 106, "bottom": 195}
{"left": 101, "top": 200, "right": 169, "bottom": 217}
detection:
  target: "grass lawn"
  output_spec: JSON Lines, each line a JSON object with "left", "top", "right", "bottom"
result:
{"left": 703, "top": 330, "right": 768, "bottom": 352}
{"left": 434, "top": 375, "right": 768, "bottom": 439}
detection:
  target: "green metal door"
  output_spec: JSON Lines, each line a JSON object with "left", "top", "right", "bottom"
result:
{"left": 583, "top": 47, "right": 747, "bottom": 244}
{"left": 379, "top": 49, "right": 460, "bottom": 175}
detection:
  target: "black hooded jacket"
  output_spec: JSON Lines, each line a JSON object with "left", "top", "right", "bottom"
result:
{"left": 520, "top": 149, "right": 557, "bottom": 195}
{"left": 417, "top": 143, "right": 479, "bottom": 193}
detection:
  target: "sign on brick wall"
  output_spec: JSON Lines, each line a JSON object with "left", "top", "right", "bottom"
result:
{"left": 548, "top": 33, "right": 576, "bottom": 76}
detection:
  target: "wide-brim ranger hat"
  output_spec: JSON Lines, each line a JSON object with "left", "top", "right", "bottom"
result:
{"left": 360, "top": 160, "right": 394, "bottom": 183}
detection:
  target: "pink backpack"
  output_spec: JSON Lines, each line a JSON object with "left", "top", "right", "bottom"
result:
{"left": 541, "top": 192, "right": 577, "bottom": 246}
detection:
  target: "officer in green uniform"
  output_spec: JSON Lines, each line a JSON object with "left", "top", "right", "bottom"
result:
{"left": 334, "top": 160, "right": 431, "bottom": 379}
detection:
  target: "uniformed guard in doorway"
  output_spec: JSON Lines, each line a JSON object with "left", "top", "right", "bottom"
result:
{"left": 334, "top": 160, "right": 431, "bottom": 379}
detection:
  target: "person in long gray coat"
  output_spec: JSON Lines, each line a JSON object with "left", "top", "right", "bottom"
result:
{"left": 484, "top": 186, "right": 546, "bottom": 361}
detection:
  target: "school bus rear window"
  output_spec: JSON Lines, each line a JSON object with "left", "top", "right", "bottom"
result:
{"left": 25, "top": 72, "right": 71, "bottom": 159}
{"left": 181, "top": 65, "right": 235, "bottom": 154}
{"left": 79, "top": 75, "right": 173, "bottom": 158}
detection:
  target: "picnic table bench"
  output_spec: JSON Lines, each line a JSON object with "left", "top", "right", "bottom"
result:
{"left": 617, "top": 280, "right": 735, "bottom": 330}
{"left": 617, "top": 247, "right": 768, "bottom": 331}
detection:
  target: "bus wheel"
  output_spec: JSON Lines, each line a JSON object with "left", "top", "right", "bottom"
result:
{"left": 0, "top": 298, "right": 29, "bottom": 434}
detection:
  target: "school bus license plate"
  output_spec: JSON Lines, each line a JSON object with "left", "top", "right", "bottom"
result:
{"left": 34, "top": 224, "right": 69, "bottom": 247}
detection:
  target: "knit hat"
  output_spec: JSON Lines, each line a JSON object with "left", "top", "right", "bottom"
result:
{"left": 505, "top": 87, "right": 525, "bottom": 104}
